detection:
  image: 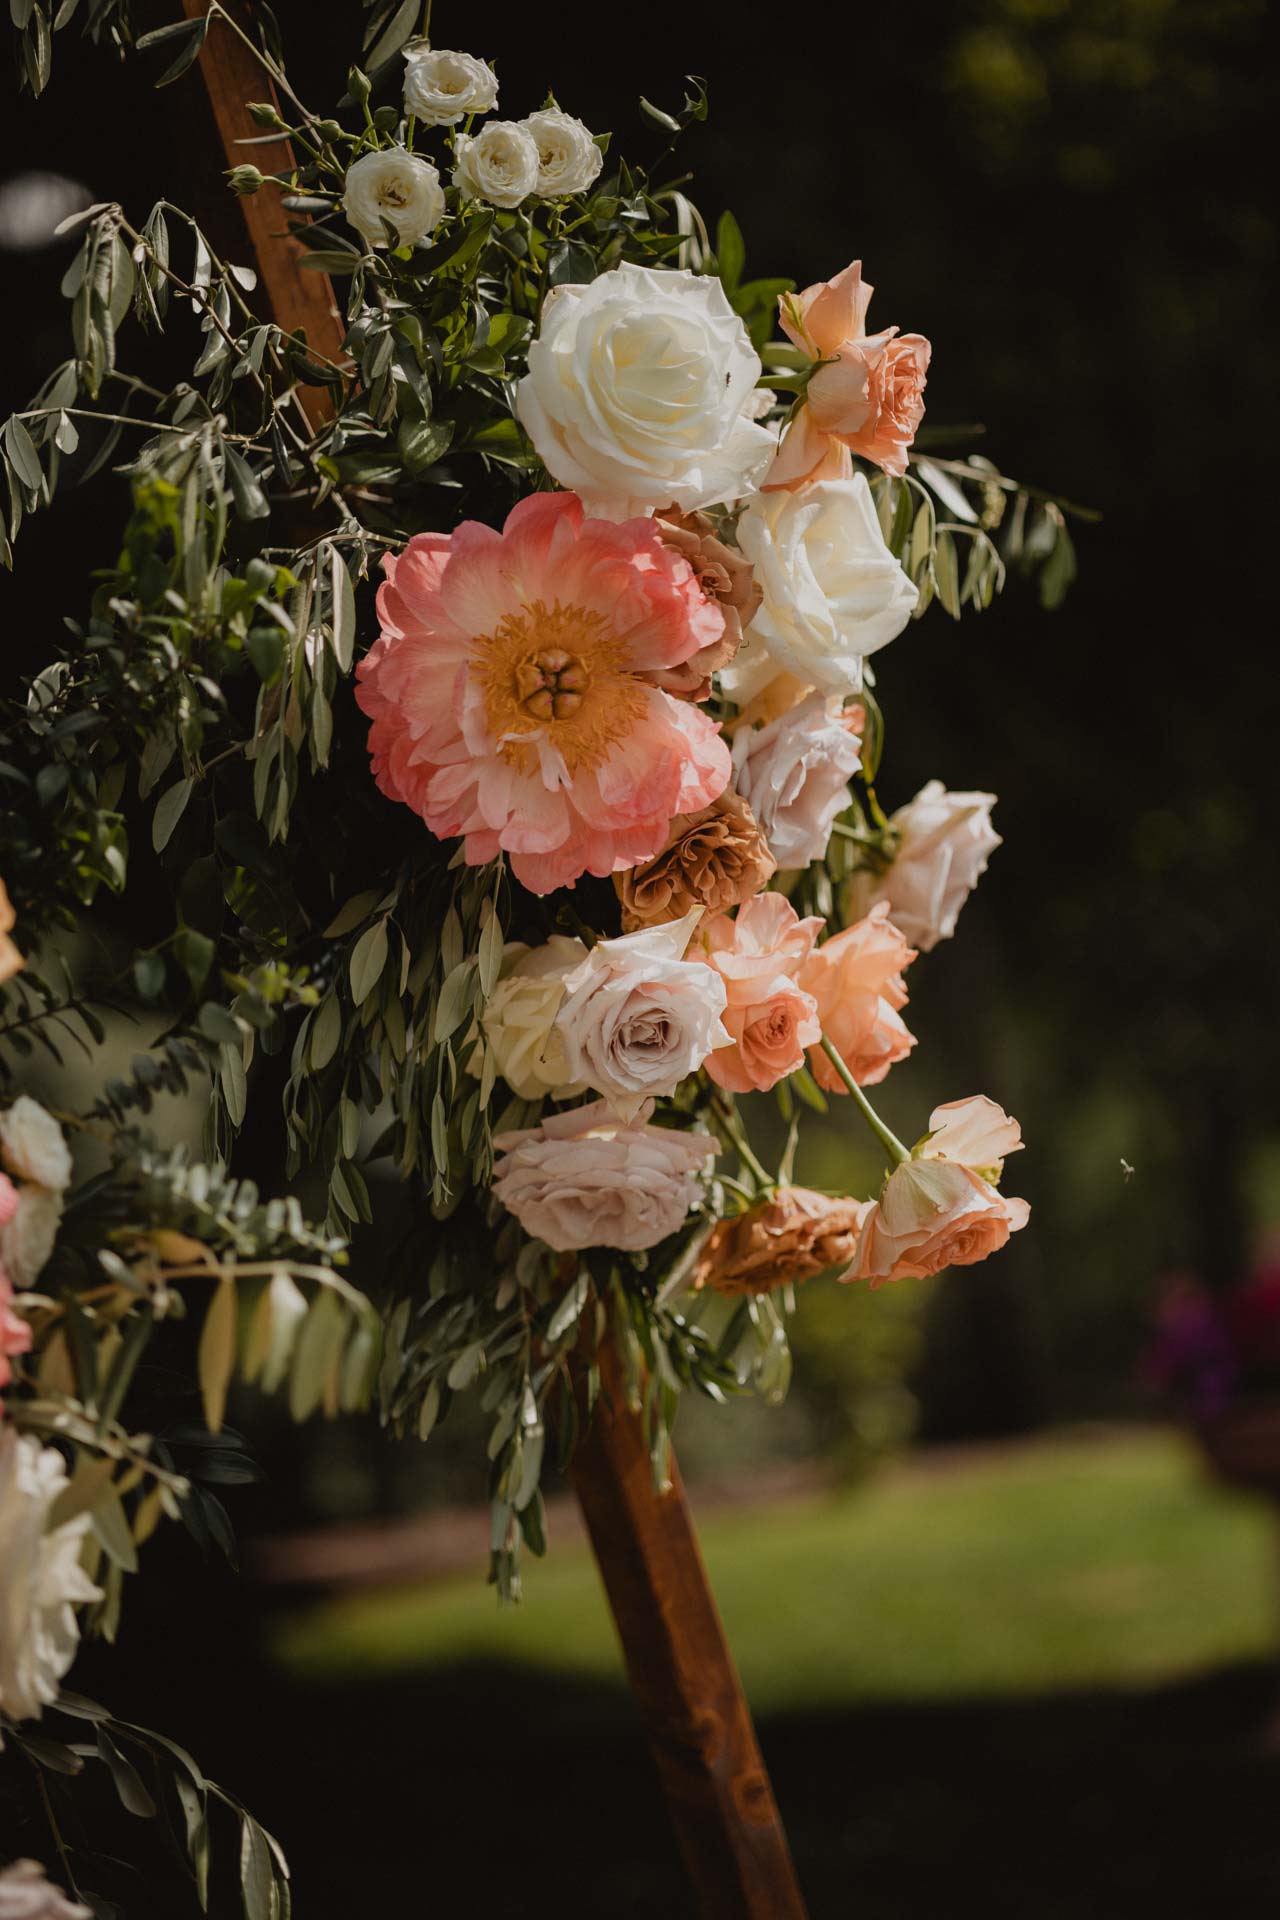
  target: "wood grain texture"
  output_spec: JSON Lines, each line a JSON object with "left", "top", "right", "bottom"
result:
{"left": 570, "top": 1340, "right": 809, "bottom": 1918}
{"left": 179, "top": 0, "right": 344, "bottom": 420}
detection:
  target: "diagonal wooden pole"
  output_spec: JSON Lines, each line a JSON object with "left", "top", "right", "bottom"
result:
{"left": 185, "top": 10, "right": 808, "bottom": 1912}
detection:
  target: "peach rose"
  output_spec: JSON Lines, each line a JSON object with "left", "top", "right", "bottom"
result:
{"left": 693, "top": 1186, "right": 868, "bottom": 1294}
{"left": 921, "top": 1095, "right": 1024, "bottom": 1182}
{"left": 0, "top": 880, "right": 22, "bottom": 988}
{"left": 799, "top": 903, "right": 917, "bottom": 1090}
{"left": 766, "top": 259, "right": 930, "bottom": 489}
{"left": 615, "top": 787, "right": 775, "bottom": 933}
{"left": 647, "top": 510, "right": 762, "bottom": 701}
{"left": 491, "top": 1099, "right": 716, "bottom": 1251}
{"left": 697, "top": 893, "right": 823, "bottom": 1094}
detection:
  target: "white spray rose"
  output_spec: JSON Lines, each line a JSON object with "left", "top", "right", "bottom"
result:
{"left": 492, "top": 1100, "right": 715, "bottom": 1252}
{"left": 479, "top": 936, "right": 589, "bottom": 1101}
{"left": 0, "top": 1431, "right": 103, "bottom": 1730}
{"left": 402, "top": 46, "right": 498, "bottom": 125}
{"left": 553, "top": 909, "right": 730, "bottom": 1121}
{"left": 731, "top": 691, "right": 863, "bottom": 870}
{"left": 343, "top": 149, "right": 445, "bottom": 249}
{"left": 0, "top": 1861, "right": 91, "bottom": 1920}
{"left": 452, "top": 121, "right": 540, "bottom": 208}
{"left": 0, "top": 1099, "right": 71, "bottom": 1193}
{"left": 723, "top": 477, "right": 917, "bottom": 705}
{"left": 522, "top": 109, "right": 603, "bottom": 197}
{"left": 0, "top": 1186, "right": 61, "bottom": 1289}
{"left": 845, "top": 780, "right": 1001, "bottom": 951}
{"left": 516, "top": 264, "right": 775, "bottom": 520}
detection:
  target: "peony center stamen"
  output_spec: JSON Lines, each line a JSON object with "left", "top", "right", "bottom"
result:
{"left": 476, "top": 598, "right": 648, "bottom": 774}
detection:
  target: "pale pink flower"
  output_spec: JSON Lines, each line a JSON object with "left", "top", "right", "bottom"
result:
{"left": 800, "top": 903, "right": 917, "bottom": 1090}
{"left": 766, "top": 259, "right": 930, "bottom": 488}
{"left": 1, "top": 1260, "right": 32, "bottom": 1399}
{"left": 844, "top": 1096, "right": 1028, "bottom": 1284}
{"left": 732, "top": 692, "right": 863, "bottom": 871}
{"left": 845, "top": 781, "right": 1000, "bottom": 951}
{"left": 355, "top": 493, "right": 732, "bottom": 894}
{"left": 553, "top": 910, "right": 729, "bottom": 1121}
{"left": 698, "top": 893, "right": 823, "bottom": 1094}
{"left": 491, "top": 1099, "right": 715, "bottom": 1251}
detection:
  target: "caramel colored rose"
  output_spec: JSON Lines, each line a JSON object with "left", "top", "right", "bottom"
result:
{"left": 615, "top": 787, "right": 775, "bottom": 933}
{"left": 693, "top": 1186, "right": 868, "bottom": 1295}
{"left": 0, "top": 879, "right": 23, "bottom": 988}
{"left": 648, "top": 510, "right": 763, "bottom": 702}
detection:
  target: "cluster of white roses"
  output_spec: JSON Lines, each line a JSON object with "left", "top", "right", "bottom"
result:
{"left": 343, "top": 46, "right": 602, "bottom": 249}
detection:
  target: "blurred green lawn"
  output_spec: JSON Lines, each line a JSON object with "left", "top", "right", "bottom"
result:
{"left": 274, "top": 1429, "right": 1280, "bottom": 1711}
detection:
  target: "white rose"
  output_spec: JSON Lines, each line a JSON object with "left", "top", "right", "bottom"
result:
{"left": 0, "top": 1431, "right": 102, "bottom": 1729}
{"left": 732, "top": 691, "right": 863, "bottom": 869}
{"left": 0, "top": 1186, "right": 62, "bottom": 1289}
{"left": 723, "top": 477, "right": 918, "bottom": 705}
{"left": 845, "top": 780, "right": 1001, "bottom": 951}
{"left": 0, "top": 1097, "right": 71, "bottom": 1192}
{"left": 516, "top": 264, "right": 776, "bottom": 520}
{"left": 452, "top": 121, "right": 540, "bottom": 209}
{"left": 553, "top": 909, "right": 729, "bottom": 1121}
{"left": 343, "top": 149, "right": 445, "bottom": 249}
{"left": 402, "top": 46, "right": 498, "bottom": 126}
{"left": 492, "top": 1100, "right": 715, "bottom": 1252}
{"left": 0, "top": 1860, "right": 91, "bottom": 1920}
{"left": 479, "top": 936, "right": 589, "bottom": 1101}
{"left": 522, "top": 109, "right": 603, "bottom": 198}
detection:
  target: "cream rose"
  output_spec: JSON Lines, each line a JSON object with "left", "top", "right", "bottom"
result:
{"left": 479, "top": 936, "right": 589, "bottom": 1101}
{"left": 723, "top": 477, "right": 917, "bottom": 705}
{"left": 0, "top": 1860, "right": 92, "bottom": 1919}
{"left": 0, "top": 1187, "right": 62, "bottom": 1290}
{"left": 845, "top": 781, "right": 1001, "bottom": 952}
{"left": 0, "top": 1430, "right": 103, "bottom": 1728}
{"left": 491, "top": 1100, "right": 715, "bottom": 1252}
{"left": 343, "top": 149, "right": 445, "bottom": 249}
{"left": 731, "top": 691, "right": 863, "bottom": 870}
{"left": 453, "top": 121, "right": 540, "bottom": 208}
{"left": 402, "top": 46, "right": 498, "bottom": 125}
{"left": 522, "top": 109, "right": 603, "bottom": 198}
{"left": 0, "top": 1097, "right": 71, "bottom": 1192}
{"left": 516, "top": 264, "right": 775, "bottom": 519}
{"left": 553, "top": 909, "right": 729, "bottom": 1121}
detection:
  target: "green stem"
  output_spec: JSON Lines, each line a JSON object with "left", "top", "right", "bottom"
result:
{"left": 710, "top": 1093, "right": 772, "bottom": 1192}
{"left": 819, "top": 1036, "right": 910, "bottom": 1166}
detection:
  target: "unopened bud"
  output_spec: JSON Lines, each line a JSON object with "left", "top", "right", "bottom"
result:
{"left": 348, "top": 65, "right": 371, "bottom": 106}
{"left": 227, "top": 164, "right": 265, "bottom": 197}
{"left": 247, "top": 100, "right": 287, "bottom": 129}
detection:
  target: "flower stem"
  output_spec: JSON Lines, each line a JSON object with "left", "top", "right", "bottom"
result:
{"left": 819, "top": 1036, "right": 910, "bottom": 1167}
{"left": 710, "top": 1093, "right": 772, "bottom": 1192}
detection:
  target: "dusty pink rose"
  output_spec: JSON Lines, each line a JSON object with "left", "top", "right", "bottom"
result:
{"left": 730, "top": 692, "right": 863, "bottom": 871}
{"left": 355, "top": 493, "right": 731, "bottom": 894}
{"left": 697, "top": 893, "right": 823, "bottom": 1094}
{"left": 799, "top": 903, "right": 917, "bottom": 1090}
{"left": 766, "top": 260, "right": 930, "bottom": 489}
{"left": 491, "top": 1099, "right": 716, "bottom": 1251}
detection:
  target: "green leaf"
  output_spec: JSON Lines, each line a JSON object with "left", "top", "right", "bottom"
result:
{"left": 198, "top": 1277, "right": 237, "bottom": 1434}
{"left": 397, "top": 417, "right": 454, "bottom": 477}
{"left": 152, "top": 775, "right": 193, "bottom": 852}
{"left": 90, "top": 1485, "right": 139, "bottom": 1574}
{"left": 308, "top": 994, "right": 341, "bottom": 1071}
{"left": 97, "top": 1729, "right": 156, "bottom": 1818}
{"left": 433, "top": 958, "right": 475, "bottom": 1044}
{"left": 4, "top": 414, "right": 43, "bottom": 490}
{"left": 546, "top": 1268, "right": 590, "bottom": 1343}
{"left": 349, "top": 917, "right": 389, "bottom": 1003}
{"left": 323, "top": 889, "right": 381, "bottom": 938}
{"left": 224, "top": 445, "right": 270, "bottom": 521}
{"left": 715, "top": 210, "right": 745, "bottom": 295}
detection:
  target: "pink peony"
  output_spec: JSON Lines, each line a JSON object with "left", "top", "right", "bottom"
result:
{"left": 766, "top": 260, "right": 930, "bottom": 489}
{"left": 355, "top": 493, "right": 732, "bottom": 894}
{"left": 799, "top": 902, "right": 917, "bottom": 1090}
{"left": 491, "top": 1099, "right": 716, "bottom": 1251}
{"left": 698, "top": 893, "right": 824, "bottom": 1094}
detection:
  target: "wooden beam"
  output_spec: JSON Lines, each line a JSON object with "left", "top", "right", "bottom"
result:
{"left": 570, "top": 1340, "right": 808, "bottom": 1917}
{"left": 178, "top": 0, "right": 343, "bottom": 422}
{"left": 185, "top": 13, "right": 808, "bottom": 1910}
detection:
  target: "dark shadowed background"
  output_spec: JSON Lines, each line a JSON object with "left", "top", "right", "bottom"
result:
{"left": 2, "top": 2, "right": 1278, "bottom": 1914}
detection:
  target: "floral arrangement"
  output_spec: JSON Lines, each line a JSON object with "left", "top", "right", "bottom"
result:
{"left": 0, "top": 5, "right": 1083, "bottom": 1910}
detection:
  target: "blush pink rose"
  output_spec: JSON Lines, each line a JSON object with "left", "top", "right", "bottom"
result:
{"left": 799, "top": 902, "right": 917, "bottom": 1090}
{"left": 355, "top": 492, "right": 731, "bottom": 895}
{"left": 766, "top": 260, "right": 930, "bottom": 488}
{"left": 0, "top": 1212, "right": 32, "bottom": 1396}
{"left": 845, "top": 1161, "right": 1029, "bottom": 1285}
{"left": 697, "top": 893, "right": 824, "bottom": 1094}
{"left": 491, "top": 1099, "right": 716, "bottom": 1252}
